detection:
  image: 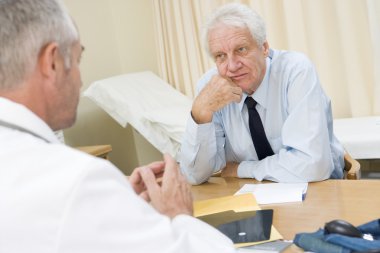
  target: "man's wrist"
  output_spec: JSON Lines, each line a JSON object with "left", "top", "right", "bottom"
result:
{"left": 191, "top": 109, "right": 213, "bottom": 124}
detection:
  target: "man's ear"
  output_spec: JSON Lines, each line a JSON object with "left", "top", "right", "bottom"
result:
{"left": 39, "top": 42, "right": 60, "bottom": 81}
{"left": 262, "top": 41, "right": 269, "bottom": 57}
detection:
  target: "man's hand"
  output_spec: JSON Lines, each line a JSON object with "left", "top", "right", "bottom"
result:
{"left": 191, "top": 75, "right": 242, "bottom": 124}
{"left": 129, "top": 161, "right": 165, "bottom": 201}
{"left": 138, "top": 154, "right": 193, "bottom": 218}
{"left": 221, "top": 162, "right": 239, "bottom": 178}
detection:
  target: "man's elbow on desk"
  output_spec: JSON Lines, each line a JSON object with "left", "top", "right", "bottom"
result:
{"left": 281, "top": 158, "right": 333, "bottom": 183}
{"left": 235, "top": 154, "right": 334, "bottom": 183}
{"left": 180, "top": 153, "right": 336, "bottom": 184}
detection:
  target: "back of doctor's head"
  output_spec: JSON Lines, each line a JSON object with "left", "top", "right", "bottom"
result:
{"left": 0, "top": 0, "right": 78, "bottom": 91}
{"left": 202, "top": 3, "right": 266, "bottom": 55}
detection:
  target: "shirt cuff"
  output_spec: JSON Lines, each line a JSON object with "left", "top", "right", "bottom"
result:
{"left": 186, "top": 113, "right": 214, "bottom": 143}
{"left": 237, "top": 161, "right": 253, "bottom": 178}
{"left": 237, "top": 160, "right": 258, "bottom": 178}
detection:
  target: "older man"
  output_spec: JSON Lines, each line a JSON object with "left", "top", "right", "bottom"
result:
{"left": 0, "top": 0, "right": 236, "bottom": 252}
{"left": 180, "top": 3, "right": 344, "bottom": 184}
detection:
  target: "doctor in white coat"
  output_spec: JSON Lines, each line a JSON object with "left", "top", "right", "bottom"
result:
{"left": 0, "top": 0, "right": 236, "bottom": 252}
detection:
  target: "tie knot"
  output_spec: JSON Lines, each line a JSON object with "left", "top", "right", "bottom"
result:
{"left": 244, "top": 96, "right": 257, "bottom": 109}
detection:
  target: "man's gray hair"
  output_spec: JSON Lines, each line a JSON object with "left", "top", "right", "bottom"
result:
{"left": 202, "top": 3, "right": 266, "bottom": 55}
{"left": 0, "top": 0, "right": 78, "bottom": 90}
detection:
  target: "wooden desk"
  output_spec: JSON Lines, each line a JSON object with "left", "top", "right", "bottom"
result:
{"left": 192, "top": 177, "right": 380, "bottom": 252}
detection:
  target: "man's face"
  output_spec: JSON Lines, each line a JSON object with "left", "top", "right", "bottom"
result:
{"left": 208, "top": 25, "right": 269, "bottom": 95}
{"left": 50, "top": 40, "right": 83, "bottom": 131}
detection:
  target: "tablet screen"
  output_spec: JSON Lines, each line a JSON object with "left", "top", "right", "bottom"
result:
{"left": 197, "top": 209, "right": 273, "bottom": 243}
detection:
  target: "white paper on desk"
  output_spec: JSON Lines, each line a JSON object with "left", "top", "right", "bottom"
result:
{"left": 235, "top": 183, "right": 308, "bottom": 205}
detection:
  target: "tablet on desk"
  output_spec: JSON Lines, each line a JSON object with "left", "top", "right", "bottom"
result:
{"left": 197, "top": 209, "right": 273, "bottom": 244}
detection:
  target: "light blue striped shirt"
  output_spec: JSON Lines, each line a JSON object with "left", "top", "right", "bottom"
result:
{"left": 180, "top": 49, "right": 344, "bottom": 184}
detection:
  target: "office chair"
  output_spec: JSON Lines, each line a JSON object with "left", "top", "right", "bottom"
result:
{"left": 343, "top": 152, "right": 361, "bottom": 180}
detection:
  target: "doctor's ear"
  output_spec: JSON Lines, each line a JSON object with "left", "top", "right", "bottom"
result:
{"left": 38, "top": 42, "right": 61, "bottom": 80}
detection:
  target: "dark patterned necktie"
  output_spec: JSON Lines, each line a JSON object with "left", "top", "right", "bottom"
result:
{"left": 244, "top": 96, "right": 274, "bottom": 160}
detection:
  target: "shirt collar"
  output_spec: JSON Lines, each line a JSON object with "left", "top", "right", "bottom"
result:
{"left": 238, "top": 56, "right": 271, "bottom": 111}
{"left": 0, "top": 97, "right": 60, "bottom": 144}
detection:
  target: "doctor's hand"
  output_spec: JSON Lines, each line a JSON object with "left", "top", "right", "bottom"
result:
{"left": 191, "top": 75, "right": 242, "bottom": 124}
{"left": 129, "top": 160, "right": 165, "bottom": 201}
{"left": 139, "top": 154, "right": 193, "bottom": 218}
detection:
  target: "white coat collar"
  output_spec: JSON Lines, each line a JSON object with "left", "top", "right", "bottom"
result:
{"left": 0, "top": 97, "right": 60, "bottom": 144}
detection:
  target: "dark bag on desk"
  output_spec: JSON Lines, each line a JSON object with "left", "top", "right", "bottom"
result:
{"left": 294, "top": 219, "right": 380, "bottom": 253}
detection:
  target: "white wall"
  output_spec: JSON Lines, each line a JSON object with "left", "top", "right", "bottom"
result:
{"left": 63, "top": 0, "right": 162, "bottom": 174}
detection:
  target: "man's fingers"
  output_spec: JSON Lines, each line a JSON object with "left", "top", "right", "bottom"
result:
{"left": 230, "top": 86, "right": 243, "bottom": 103}
{"left": 163, "top": 153, "right": 176, "bottom": 166}
{"left": 128, "top": 167, "right": 146, "bottom": 195}
{"left": 231, "top": 86, "right": 242, "bottom": 95}
{"left": 232, "top": 92, "right": 243, "bottom": 103}
{"left": 140, "top": 167, "right": 161, "bottom": 200}
{"left": 225, "top": 77, "right": 239, "bottom": 87}
{"left": 139, "top": 191, "right": 150, "bottom": 202}
{"left": 147, "top": 161, "right": 165, "bottom": 174}
{"left": 128, "top": 167, "right": 142, "bottom": 184}
{"left": 162, "top": 154, "right": 179, "bottom": 176}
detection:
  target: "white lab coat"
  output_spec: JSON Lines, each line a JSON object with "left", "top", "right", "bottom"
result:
{"left": 0, "top": 97, "right": 235, "bottom": 253}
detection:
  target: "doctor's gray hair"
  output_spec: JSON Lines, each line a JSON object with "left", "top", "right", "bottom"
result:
{"left": 202, "top": 3, "right": 266, "bottom": 56}
{"left": 0, "top": 0, "right": 78, "bottom": 90}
